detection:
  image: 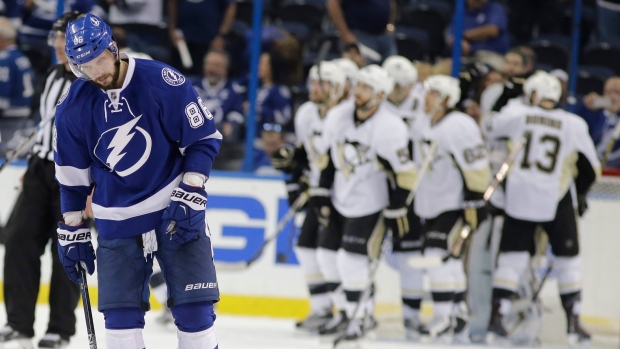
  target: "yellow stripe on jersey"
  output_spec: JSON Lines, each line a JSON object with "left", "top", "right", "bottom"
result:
{"left": 462, "top": 166, "right": 491, "bottom": 193}
{"left": 395, "top": 167, "right": 416, "bottom": 191}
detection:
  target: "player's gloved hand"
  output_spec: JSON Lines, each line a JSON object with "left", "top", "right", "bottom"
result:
{"left": 161, "top": 182, "right": 207, "bottom": 245}
{"left": 271, "top": 145, "right": 296, "bottom": 171}
{"left": 383, "top": 206, "right": 410, "bottom": 237}
{"left": 286, "top": 176, "right": 309, "bottom": 207}
{"left": 57, "top": 221, "right": 96, "bottom": 284}
{"left": 308, "top": 187, "right": 331, "bottom": 228}
{"left": 577, "top": 194, "right": 588, "bottom": 217}
{"left": 464, "top": 200, "right": 488, "bottom": 230}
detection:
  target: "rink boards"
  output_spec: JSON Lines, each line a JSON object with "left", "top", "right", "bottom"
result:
{"left": 0, "top": 164, "right": 619, "bottom": 344}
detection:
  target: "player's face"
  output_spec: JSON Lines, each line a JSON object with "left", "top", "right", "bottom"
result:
{"left": 389, "top": 83, "right": 412, "bottom": 104}
{"left": 204, "top": 52, "right": 227, "bottom": 86}
{"left": 604, "top": 78, "right": 620, "bottom": 112}
{"left": 354, "top": 82, "right": 374, "bottom": 108}
{"left": 424, "top": 90, "right": 441, "bottom": 114}
{"left": 503, "top": 53, "right": 526, "bottom": 77}
{"left": 81, "top": 50, "right": 118, "bottom": 88}
{"left": 51, "top": 32, "right": 68, "bottom": 64}
{"left": 309, "top": 79, "right": 331, "bottom": 103}
{"left": 262, "top": 130, "right": 284, "bottom": 156}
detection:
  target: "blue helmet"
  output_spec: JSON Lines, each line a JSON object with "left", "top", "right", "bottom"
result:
{"left": 65, "top": 14, "right": 116, "bottom": 66}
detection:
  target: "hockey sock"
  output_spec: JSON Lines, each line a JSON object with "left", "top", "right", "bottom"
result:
{"left": 449, "top": 258, "right": 466, "bottom": 304}
{"left": 396, "top": 251, "right": 424, "bottom": 313}
{"left": 555, "top": 256, "right": 582, "bottom": 298}
{"left": 337, "top": 249, "right": 370, "bottom": 319}
{"left": 106, "top": 329, "right": 145, "bottom": 349}
{"left": 177, "top": 327, "right": 218, "bottom": 349}
{"left": 426, "top": 248, "right": 455, "bottom": 308}
{"left": 317, "top": 247, "right": 345, "bottom": 311}
{"left": 492, "top": 251, "right": 529, "bottom": 293}
{"left": 295, "top": 246, "right": 331, "bottom": 314}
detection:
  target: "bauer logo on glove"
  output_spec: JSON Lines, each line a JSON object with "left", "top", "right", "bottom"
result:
{"left": 162, "top": 182, "right": 208, "bottom": 245}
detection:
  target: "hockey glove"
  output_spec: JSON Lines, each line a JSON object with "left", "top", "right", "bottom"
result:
{"left": 464, "top": 200, "right": 488, "bottom": 230}
{"left": 161, "top": 182, "right": 207, "bottom": 245}
{"left": 577, "top": 194, "right": 588, "bottom": 217}
{"left": 286, "top": 176, "right": 309, "bottom": 207}
{"left": 383, "top": 206, "right": 410, "bottom": 237}
{"left": 57, "top": 222, "right": 96, "bottom": 284}
{"left": 308, "top": 187, "right": 332, "bottom": 228}
{"left": 271, "top": 145, "right": 297, "bottom": 171}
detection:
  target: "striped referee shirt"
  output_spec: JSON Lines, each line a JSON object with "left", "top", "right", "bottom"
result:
{"left": 32, "top": 64, "right": 76, "bottom": 161}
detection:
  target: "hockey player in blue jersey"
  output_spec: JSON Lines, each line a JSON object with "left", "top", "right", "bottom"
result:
{"left": 54, "top": 14, "right": 222, "bottom": 349}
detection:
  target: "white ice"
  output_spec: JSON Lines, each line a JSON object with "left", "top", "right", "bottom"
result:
{"left": 0, "top": 304, "right": 611, "bottom": 349}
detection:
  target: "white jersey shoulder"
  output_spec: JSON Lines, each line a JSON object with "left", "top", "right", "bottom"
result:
{"left": 294, "top": 101, "right": 326, "bottom": 187}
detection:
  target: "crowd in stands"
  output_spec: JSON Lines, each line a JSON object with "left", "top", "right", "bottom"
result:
{"left": 0, "top": 0, "right": 619, "bottom": 170}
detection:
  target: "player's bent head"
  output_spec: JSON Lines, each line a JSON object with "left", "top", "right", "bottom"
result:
{"left": 64, "top": 13, "right": 117, "bottom": 80}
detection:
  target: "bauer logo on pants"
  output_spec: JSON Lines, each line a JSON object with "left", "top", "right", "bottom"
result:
{"left": 185, "top": 282, "right": 218, "bottom": 291}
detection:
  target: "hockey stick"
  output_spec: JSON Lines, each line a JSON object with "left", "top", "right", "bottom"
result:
{"left": 508, "top": 261, "right": 554, "bottom": 336}
{"left": 330, "top": 142, "right": 438, "bottom": 348}
{"left": 409, "top": 137, "right": 527, "bottom": 269}
{"left": 0, "top": 115, "right": 56, "bottom": 173}
{"left": 215, "top": 191, "right": 309, "bottom": 271}
{"left": 601, "top": 119, "right": 620, "bottom": 167}
{"left": 175, "top": 30, "right": 193, "bottom": 69}
{"left": 79, "top": 264, "right": 97, "bottom": 349}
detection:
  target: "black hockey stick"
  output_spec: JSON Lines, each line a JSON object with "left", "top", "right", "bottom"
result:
{"left": 215, "top": 192, "right": 309, "bottom": 271}
{"left": 409, "top": 137, "right": 527, "bottom": 268}
{"left": 0, "top": 115, "right": 56, "bottom": 173}
{"left": 79, "top": 264, "right": 97, "bottom": 349}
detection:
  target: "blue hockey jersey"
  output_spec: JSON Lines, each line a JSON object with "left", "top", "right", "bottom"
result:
{"left": 191, "top": 77, "right": 244, "bottom": 127}
{"left": 54, "top": 54, "right": 222, "bottom": 238}
{"left": 0, "top": 45, "right": 34, "bottom": 117}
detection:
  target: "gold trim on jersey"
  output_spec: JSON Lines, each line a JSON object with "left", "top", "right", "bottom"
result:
{"left": 314, "top": 153, "right": 330, "bottom": 171}
{"left": 462, "top": 167, "right": 491, "bottom": 193}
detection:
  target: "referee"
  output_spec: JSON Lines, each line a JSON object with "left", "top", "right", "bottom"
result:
{"left": 0, "top": 12, "right": 82, "bottom": 349}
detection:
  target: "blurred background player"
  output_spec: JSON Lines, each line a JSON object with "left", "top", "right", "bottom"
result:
{"left": 381, "top": 55, "right": 427, "bottom": 338}
{"left": 485, "top": 72, "right": 600, "bottom": 346}
{"left": 414, "top": 75, "right": 490, "bottom": 342}
{"left": 55, "top": 14, "right": 222, "bottom": 349}
{"left": 272, "top": 61, "right": 347, "bottom": 332}
{"left": 0, "top": 11, "right": 81, "bottom": 349}
{"left": 314, "top": 65, "right": 416, "bottom": 342}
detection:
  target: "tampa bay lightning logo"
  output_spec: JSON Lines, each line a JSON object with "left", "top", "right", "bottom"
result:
{"left": 162, "top": 68, "right": 185, "bottom": 86}
{"left": 94, "top": 116, "right": 152, "bottom": 177}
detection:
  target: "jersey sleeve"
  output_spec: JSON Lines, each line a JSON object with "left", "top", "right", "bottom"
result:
{"left": 483, "top": 108, "right": 522, "bottom": 140}
{"left": 376, "top": 117, "right": 417, "bottom": 208}
{"left": 450, "top": 117, "right": 491, "bottom": 198}
{"left": 572, "top": 116, "right": 602, "bottom": 194}
{"left": 6, "top": 55, "right": 33, "bottom": 117}
{"left": 157, "top": 78, "right": 222, "bottom": 178}
{"left": 54, "top": 98, "right": 94, "bottom": 214}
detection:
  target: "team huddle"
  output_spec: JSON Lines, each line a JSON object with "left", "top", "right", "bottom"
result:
{"left": 273, "top": 56, "right": 601, "bottom": 346}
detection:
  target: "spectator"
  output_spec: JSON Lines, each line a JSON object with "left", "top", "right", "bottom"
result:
{"left": 107, "top": 0, "right": 170, "bottom": 63}
{"left": 6, "top": 0, "right": 93, "bottom": 81}
{"left": 0, "top": 16, "right": 34, "bottom": 157}
{"left": 192, "top": 50, "right": 244, "bottom": 142}
{"left": 447, "top": 0, "right": 510, "bottom": 56}
{"left": 597, "top": 0, "right": 620, "bottom": 42}
{"left": 327, "top": 0, "right": 397, "bottom": 64}
{"left": 480, "top": 46, "right": 536, "bottom": 114}
{"left": 576, "top": 77, "right": 620, "bottom": 168}
{"left": 168, "top": 0, "right": 236, "bottom": 77}
{"left": 0, "top": 12, "right": 81, "bottom": 348}
{"left": 254, "top": 123, "right": 285, "bottom": 175}
{"left": 255, "top": 49, "right": 293, "bottom": 136}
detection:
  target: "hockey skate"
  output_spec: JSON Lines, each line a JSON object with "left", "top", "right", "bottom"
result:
{"left": 0, "top": 326, "right": 33, "bottom": 349}
{"left": 318, "top": 310, "right": 348, "bottom": 336}
{"left": 566, "top": 313, "right": 591, "bottom": 347}
{"left": 420, "top": 315, "right": 452, "bottom": 344}
{"left": 486, "top": 300, "right": 510, "bottom": 345}
{"left": 452, "top": 301, "right": 470, "bottom": 344}
{"left": 403, "top": 316, "right": 425, "bottom": 340}
{"left": 295, "top": 311, "right": 333, "bottom": 332}
{"left": 333, "top": 318, "right": 365, "bottom": 349}
{"left": 37, "top": 333, "right": 69, "bottom": 348}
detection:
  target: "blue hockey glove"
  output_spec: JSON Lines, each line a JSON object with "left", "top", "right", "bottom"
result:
{"left": 161, "top": 182, "right": 207, "bottom": 245}
{"left": 57, "top": 222, "right": 96, "bottom": 284}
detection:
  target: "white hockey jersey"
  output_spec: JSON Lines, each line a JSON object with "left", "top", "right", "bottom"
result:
{"left": 383, "top": 83, "right": 427, "bottom": 162}
{"left": 414, "top": 111, "right": 490, "bottom": 219}
{"left": 485, "top": 103, "right": 601, "bottom": 221}
{"left": 294, "top": 101, "right": 326, "bottom": 187}
{"left": 321, "top": 101, "right": 415, "bottom": 217}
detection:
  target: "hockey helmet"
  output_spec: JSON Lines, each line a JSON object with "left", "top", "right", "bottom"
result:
{"left": 309, "top": 61, "right": 347, "bottom": 101}
{"left": 65, "top": 14, "right": 117, "bottom": 79}
{"left": 423, "top": 75, "right": 461, "bottom": 108}
{"left": 523, "top": 71, "right": 561, "bottom": 104}
{"left": 356, "top": 64, "right": 394, "bottom": 97}
{"left": 382, "top": 55, "right": 418, "bottom": 87}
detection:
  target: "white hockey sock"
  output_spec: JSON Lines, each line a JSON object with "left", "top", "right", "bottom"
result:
{"left": 493, "top": 251, "right": 529, "bottom": 293}
{"left": 317, "top": 247, "right": 345, "bottom": 311}
{"left": 396, "top": 251, "right": 425, "bottom": 301}
{"left": 106, "top": 329, "right": 145, "bottom": 349}
{"left": 449, "top": 258, "right": 467, "bottom": 295}
{"left": 295, "top": 246, "right": 331, "bottom": 313}
{"left": 555, "top": 256, "right": 582, "bottom": 296}
{"left": 337, "top": 249, "right": 370, "bottom": 319}
{"left": 177, "top": 327, "right": 218, "bottom": 349}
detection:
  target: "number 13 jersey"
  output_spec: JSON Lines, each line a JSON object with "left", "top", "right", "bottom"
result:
{"left": 485, "top": 104, "right": 601, "bottom": 221}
